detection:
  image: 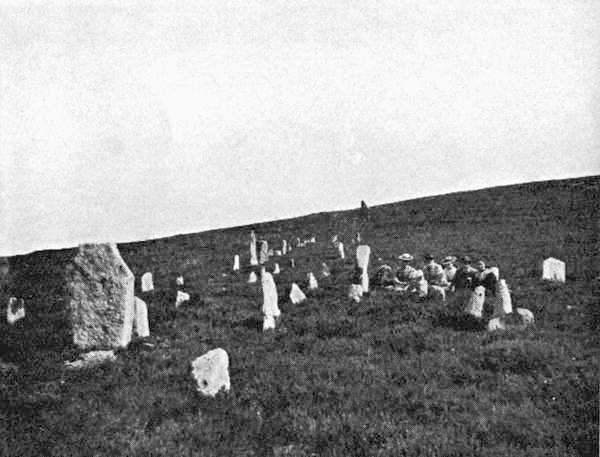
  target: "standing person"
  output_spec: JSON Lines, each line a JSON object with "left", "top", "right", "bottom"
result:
{"left": 451, "top": 256, "right": 477, "bottom": 310}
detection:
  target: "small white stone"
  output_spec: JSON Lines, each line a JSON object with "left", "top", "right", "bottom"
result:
{"left": 307, "top": 272, "right": 318, "bottom": 290}
{"left": 248, "top": 271, "right": 258, "bottom": 283}
{"left": 487, "top": 317, "right": 506, "bottom": 331}
{"left": 273, "top": 263, "right": 281, "bottom": 275}
{"left": 321, "top": 263, "right": 331, "bottom": 277}
{"left": 348, "top": 284, "right": 363, "bottom": 303}
{"left": 191, "top": 348, "right": 230, "bottom": 397}
{"left": 141, "top": 272, "right": 154, "bottom": 292}
{"left": 274, "top": 250, "right": 282, "bottom": 257}
{"left": 465, "top": 286, "right": 485, "bottom": 318}
{"left": 6, "top": 297, "right": 25, "bottom": 325}
{"left": 176, "top": 276, "right": 184, "bottom": 286}
{"left": 289, "top": 283, "right": 306, "bottom": 304}
{"left": 175, "top": 290, "right": 190, "bottom": 307}
{"left": 516, "top": 307, "right": 534, "bottom": 325}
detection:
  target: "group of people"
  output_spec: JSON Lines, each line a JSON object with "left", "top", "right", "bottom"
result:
{"left": 371, "top": 253, "right": 499, "bottom": 305}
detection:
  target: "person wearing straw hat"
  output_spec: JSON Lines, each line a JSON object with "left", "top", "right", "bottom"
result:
{"left": 394, "top": 253, "right": 418, "bottom": 293}
{"left": 441, "top": 256, "right": 457, "bottom": 283}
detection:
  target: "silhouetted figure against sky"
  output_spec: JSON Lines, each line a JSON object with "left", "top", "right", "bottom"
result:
{"left": 360, "top": 200, "right": 370, "bottom": 221}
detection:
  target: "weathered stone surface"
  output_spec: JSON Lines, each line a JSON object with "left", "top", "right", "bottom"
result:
{"left": 248, "top": 271, "right": 258, "bottom": 283}
{"left": 7, "top": 297, "right": 25, "bottom": 325}
{"left": 65, "top": 243, "right": 135, "bottom": 350}
{"left": 307, "top": 272, "right": 318, "bottom": 290}
{"left": 542, "top": 257, "right": 565, "bottom": 282}
{"left": 233, "top": 255, "right": 240, "bottom": 271}
{"left": 133, "top": 297, "right": 150, "bottom": 338}
{"left": 282, "top": 240, "right": 287, "bottom": 255}
{"left": 487, "top": 317, "right": 506, "bottom": 331}
{"left": 348, "top": 284, "right": 363, "bottom": 303}
{"left": 494, "top": 279, "right": 513, "bottom": 316}
{"left": 356, "top": 245, "right": 371, "bottom": 292}
{"left": 289, "top": 283, "right": 306, "bottom": 304}
{"left": 175, "top": 290, "right": 190, "bottom": 307}
{"left": 250, "top": 231, "right": 258, "bottom": 266}
{"left": 465, "top": 286, "right": 485, "bottom": 318}
{"left": 259, "top": 241, "right": 269, "bottom": 264}
{"left": 263, "top": 314, "right": 276, "bottom": 331}
{"left": 516, "top": 307, "right": 534, "bottom": 325}
{"left": 261, "top": 271, "right": 280, "bottom": 318}
{"left": 191, "top": 348, "right": 230, "bottom": 396}
{"left": 141, "top": 272, "right": 154, "bottom": 292}
{"left": 65, "top": 350, "right": 116, "bottom": 369}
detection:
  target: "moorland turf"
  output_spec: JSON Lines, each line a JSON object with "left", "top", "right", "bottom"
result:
{"left": 1, "top": 176, "right": 598, "bottom": 456}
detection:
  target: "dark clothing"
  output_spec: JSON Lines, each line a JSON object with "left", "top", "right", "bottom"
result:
{"left": 371, "top": 265, "right": 394, "bottom": 287}
{"left": 452, "top": 265, "right": 477, "bottom": 290}
{"left": 473, "top": 271, "right": 498, "bottom": 295}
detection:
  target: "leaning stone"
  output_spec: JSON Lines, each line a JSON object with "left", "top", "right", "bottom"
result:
{"left": 133, "top": 297, "right": 150, "bottom": 338}
{"left": 175, "top": 291, "right": 190, "bottom": 307}
{"left": 191, "top": 348, "right": 230, "bottom": 397}
{"left": 307, "top": 272, "right": 318, "bottom": 290}
{"left": 7, "top": 297, "right": 25, "bottom": 325}
{"left": 65, "top": 350, "right": 116, "bottom": 369}
{"left": 289, "top": 283, "right": 306, "bottom": 304}
{"left": 65, "top": 243, "right": 135, "bottom": 350}
{"left": 141, "top": 272, "right": 154, "bottom": 292}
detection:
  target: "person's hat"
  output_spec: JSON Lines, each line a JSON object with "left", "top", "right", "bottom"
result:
{"left": 461, "top": 255, "right": 472, "bottom": 263}
{"left": 398, "top": 253, "right": 413, "bottom": 261}
{"left": 424, "top": 253, "right": 434, "bottom": 261}
{"left": 442, "top": 256, "right": 457, "bottom": 265}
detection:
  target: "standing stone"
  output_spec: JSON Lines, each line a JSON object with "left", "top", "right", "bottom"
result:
{"left": 233, "top": 255, "right": 240, "bottom": 272}
{"left": 274, "top": 250, "right": 282, "bottom": 257}
{"left": 261, "top": 270, "right": 280, "bottom": 330}
{"left": 259, "top": 240, "right": 269, "bottom": 265}
{"left": 542, "top": 257, "right": 566, "bottom": 282}
{"left": 263, "top": 314, "right": 276, "bottom": 331}
{"left": 133, "top": 296, "right": 150, "bottom": 338}
{"left": 191, "top": 348, "right": 230, "bottom": 397}
{"left": 487, "top": 317, "right": 506, "bottom": 331}
{"left": 6, "top": 297, "right": 25, "bottom": 325}
{"left": 290, "top": 259, "right": 295, "bottom": 269}
{"left": 176, "top": 275, "right": 185, "bottom": 286}
{"left": 65, "top": 243, "right": 135, "bottom": 350}
{"left": 250, "top": 231, "right": 259, "bottom": 266}
{"left": 338, "top": 242, "right": 345, "bottom": 260}
{"left": 494, "top": 279, "right": 513, "bottom": 316}
{"left": 307, "top": 272, "right": 318, "bottom": 290}
{"left": 348, "top": 284, "right": 363, "bottom": 303}
{"left": 175, "top": 290, "right": 190, "bottom": 307}
{"left": 248, "top": 271, "right": 258, "bottom": 283}
{"left": 289, "top": 283, "right": 306, "bottom": 304}
{"left": 321, "top": 263, "right": 331, "bottom": 277}
{"left": 141, "top": 272, "right": 154, "bottom": 292}
{"left": 465, "top": 286, "right": 485, "bottom": 318}
{"left": 273, "top": 263, "right": 281, "bottom": 275}
{"left": 310, "top": 236, "right": 316, "bottom": 243}
{"left": 282, "top": 240, "right": 287, "bottom": 255}
{"left": 516, "top": 307, "right": 535, "bottom": 325}
{"left": 331, "top": 235, "right": 338, "bottom": 244}
{"left": 268, "top": 249, "right": 274, "bottom": 257}
{"left": 356, "top": 245, "right": 371, "bottom": 293}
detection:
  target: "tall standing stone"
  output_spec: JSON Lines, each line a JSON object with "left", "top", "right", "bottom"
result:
{"left": 282, "top": 240, "right": 287, "bottom": 255}
{"left": 494, "top": 279, "right": 513, "bottom": 316}
{"left": 542, "top": 257, "right": 566, "bottom": 282}
{"left": 273, "top": 263, "right": 281, "bottom": 275}
{"left": 141, "top": 272, "right": 154, "bottom": 292}
{"left": 465, "top": 286, "right": 485, "bottom": 318}
{"left": 259, "top": 240, "right": 269, "bottom": 265}
{"left": 356, "top": 245, "right": 371, "bottom": 293}
{"left": 338, "top": 242, "right": 345, "bottom": 260}
{"left": 133, "top": 296, "right": 150, "bottom": 338}
{"left": 65, "top": 243, "right": 135, "bottom": 350}
{"left": 233, "top": 255, "right": 240, "bottom": 272}
{"left": 307, "top": 272, "right": 318, "bottom": 290}
{"left": 250, "top": 231, "right": 258, "bottom": 266}
{"left": 261, "top": 270, "right": 280, "bottom": 330}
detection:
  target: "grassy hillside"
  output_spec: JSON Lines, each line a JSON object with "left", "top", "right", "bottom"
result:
{"left": 1, "top": 176, "right": 598, "bottom": 456}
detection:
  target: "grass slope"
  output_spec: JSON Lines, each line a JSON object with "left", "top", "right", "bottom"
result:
{"left": 1, "top": 176, "right": 599, "bottom": 456}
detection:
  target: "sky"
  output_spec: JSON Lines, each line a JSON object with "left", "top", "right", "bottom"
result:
{"left": 1, "top": 0, "right": 599, "bottom": 256}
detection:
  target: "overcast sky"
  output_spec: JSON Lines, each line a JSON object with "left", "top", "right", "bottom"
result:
{"left": 1, "top": 0, "right": 599, "bottom": 255}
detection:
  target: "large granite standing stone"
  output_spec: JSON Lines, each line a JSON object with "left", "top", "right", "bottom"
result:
{"left": 356, "top": 245, "right": 371, "bottom": 293}
{"left": 191, "top": 348, "right": 231, "bottom": 396}
{"left": 259, "top": 240, "right": 269, "bottom": 264}
{"left": 133, "top": 296, "right": 150, "bottom": 338}
{"left": 250, "top": 231, "right": 259, "bottom": 266}
{"left": 65, "top": 243, "right": 135, "bottom": 350}
{"left": 465, "top": 286, "right": 485, "bottom": 318}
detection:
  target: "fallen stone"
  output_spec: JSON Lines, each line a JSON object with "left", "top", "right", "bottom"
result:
{"left": 133, "top": 297, "right": 150, "bottom": 338}
{"left": 141, "top": 272, "right": 154, "bottom": 292}
{"left": 65, "top": 243, "right": 135, "bottom": 350}
{"left": 494, "top": 279, "right": 513, "bottom": 316}
{"left": 175, "top": 291, "right": 190, "bottom": 307}
{"left": 65, "top": 350, "right": 116, "bottom": 369}
{"left": 7, "top": 297, "right": 25, "bottom": 325}
{"left": 191, "top": 348, "right": 230, "bottom": 397}
{"left": 289, "top": 283, "right": 306, "bottom": 304}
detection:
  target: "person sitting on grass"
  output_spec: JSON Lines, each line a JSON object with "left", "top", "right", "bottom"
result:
{"left": 394, "top": 253, "right": 417, "bottom": 292}
{"left": 371, "top": 263, "right": 395, "bottom": 288}
{"left": 441, "top": 256, "right": 457, "bottom": 287}
{"left": 450, "top": 256, "right": 477, "bottom": 310}
{"left": 422, "top": 254, "right": 450, "bottom": 302}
